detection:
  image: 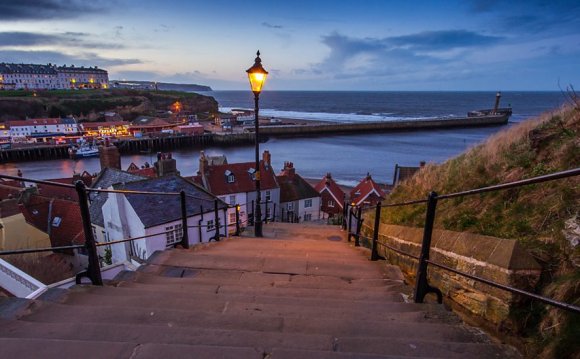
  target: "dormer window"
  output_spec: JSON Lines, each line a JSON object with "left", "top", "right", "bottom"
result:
{"left": 225, "top": 170, "right": 235, "bottom": 183}
{"left": 52, "top": 217, "right": 62, "bottom": 227}
{"left": 248, "top": 168, "right": 256, "bottom": 180}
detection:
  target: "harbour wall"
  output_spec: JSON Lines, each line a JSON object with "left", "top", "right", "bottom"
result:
{"left": 259, "top": 115, "right": 509, "bottom": 136}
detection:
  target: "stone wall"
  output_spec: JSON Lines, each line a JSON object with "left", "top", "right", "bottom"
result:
{"left": 361, "top": 222, "right": 542, "bottom": 329}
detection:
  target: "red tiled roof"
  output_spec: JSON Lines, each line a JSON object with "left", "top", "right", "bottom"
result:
{"left": 202, "top": 161, "right": 279, "bottom": 196}
{"left": 0, "top": 183, "right": 23, "bottom": 201}
{"left": 314, "top": 174, "right": 345, "bottom": 208}
{"left": 7, "top": 118, "right": 62, "bottom": 127}
{"left": 37, "top": 173, "right": 94, "bottom": 201}
{"left": 20, "top": 195, "right": 84, "bottom": 249}
{"left": 127, "top": 167, "right": 156, "bottom": 178}
{"left": 350, "top": 174, "right": 386, "bottom": 206}
{"left": 276, "top": 165, "right": 319, "bottom": 203}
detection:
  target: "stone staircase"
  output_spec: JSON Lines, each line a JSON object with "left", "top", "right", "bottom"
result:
{"left": 0, "top": 223, "right": 519, "bottom": 358}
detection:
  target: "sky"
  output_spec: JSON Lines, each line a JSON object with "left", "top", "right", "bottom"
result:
{"left": 0, "top": 0, "right": 579, "bottom": 91}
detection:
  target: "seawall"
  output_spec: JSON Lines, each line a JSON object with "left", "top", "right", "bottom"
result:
{"left": 259, "top": 114, "right": 509, "bottom": 136}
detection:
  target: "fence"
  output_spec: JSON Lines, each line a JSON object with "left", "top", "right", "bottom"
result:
{"left": 0, "top": 174, "right": 246, "bottom": 288}
{"left": 345, "top": 168, "right": 580, "bottom": 314}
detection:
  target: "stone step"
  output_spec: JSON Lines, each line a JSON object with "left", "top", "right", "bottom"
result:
{"left": 17, "top": 302, "right": 478, "bottom": 342}
{"left": 0, "top": 319, "right": 334, "bottom": 353}
{"left": 115, "top": 281, "right": 406, "bottom": 302}
{"left": 0, "top": 320, "right": 505, "bottom": 358}
{"left": 61, "top": 286, "right": 431, "bottom": 313}
{"left": 119, "top": 270, "right": 405, "bottom": 292}
{"left": 47, "top": 291, "right": 428, "bottom": 322}
{"left": 0, "top": 338, "right": 262, "bottom": 359}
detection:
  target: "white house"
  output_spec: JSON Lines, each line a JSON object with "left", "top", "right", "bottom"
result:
{"left": 196, "top": 150, "right": 280, "bottom": 229}
{"left": 276, "top": 162, "right": 321, "bottom": 222}
{"left": 101, "top": 175, "right": 227, "bottom": 263}
{"left": 0, "top": 63, "right": 109, "bottom": 90}
{"left": 8, "top": 117, "right": 79, "bottom": 142}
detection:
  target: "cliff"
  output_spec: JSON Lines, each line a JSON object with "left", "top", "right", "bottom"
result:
{"left": 382, "top": 101, "right": 579, "bottom": 358}
{"left": 0, "top": 89, "right": 218, "bottom": 121}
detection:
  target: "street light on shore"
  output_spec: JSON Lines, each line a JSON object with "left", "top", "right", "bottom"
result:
{"left": 247, "top": 50, "right": 268, "bottom": 237}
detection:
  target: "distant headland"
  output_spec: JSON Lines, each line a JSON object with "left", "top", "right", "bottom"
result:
{"left": 111, "top": 80, "right": 212, "bottom": 92}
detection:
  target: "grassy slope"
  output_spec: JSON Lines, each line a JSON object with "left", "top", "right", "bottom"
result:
{"left": 382, "top": 104, "right": 579, "bottom": 358}
{"left": 0, "top": 89, "right": 218, "bottom": 121}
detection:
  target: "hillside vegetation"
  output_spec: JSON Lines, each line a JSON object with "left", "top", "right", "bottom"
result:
{"left": 382, "top": 102, "right": 579, "bottom": 358}
{"left": 0, "top": 89, "right": 218, "bottom": 122}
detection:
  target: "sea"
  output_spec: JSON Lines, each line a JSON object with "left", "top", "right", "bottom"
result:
{"left": 0, "top": 91, "right": 566, "bottom": 187}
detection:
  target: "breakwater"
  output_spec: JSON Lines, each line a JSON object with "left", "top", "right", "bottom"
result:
{"left": 259, "top": 114, "right": 509, "bottom": 136}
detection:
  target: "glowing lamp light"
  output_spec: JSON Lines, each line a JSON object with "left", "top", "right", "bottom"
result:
{"left": 246, "top": 51, "right": 268, "bottom": 94}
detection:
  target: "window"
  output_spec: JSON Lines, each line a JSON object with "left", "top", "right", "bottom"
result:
{"left": 206, "top": 220, "right": 215, "bottom": 232}
{"left": 229, "top": 212, "right": 237, "bottom": 224}
{"left": 265, "top": 191, "right": 271, "bottom": 202}
{"left": 52, "top": 217, "right": 62, "bottom": 227}
{"left": 229, "top": 195, "right": 236, "bottom": 205}
{"left": 165, "top": 224, "right": 183, "bottom": 247}
{"left": 305, "top": 199, "right": 312, "bottom": 208}
{"left": 287, "top": 203, "right": 293, "bottom": 210}
{"left": 328, "top": 200, "right": 335, "bottom": 208}
{"left": 225, "top": 170, "right": 235, "bottom": 183}
{"left": 304, "top": 214, "right": 312, "bottom": 221}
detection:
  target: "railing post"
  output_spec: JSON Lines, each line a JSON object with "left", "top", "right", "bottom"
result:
{"left": 371, "top": 202, "right": 381, "bottom": 261}
{"left": 347, "top": 205, "right": 353, "bottom": 242}
{"left": 214, "top": 199, "right": 220, "bottom": 241}
{"left": 180, "top": 191, "right": 189, "bottom": 249}
{"left": 235, "top": 205, "right": 240, "bottom": 236}
{"left": 264, "top": 199, "right": 269, "bottom": 224}
{"left": 341, "top": 201, "right": 348, "bottom": 229}
{"left": 272, "top": 203, "right": 276, "bottom": 222}
{"left": 250, "top": 200, "right": 254, "bottom": 226}
{"left": 355, "top": 207, "right": 362, "bottom": 247}
{"left": 74, "top": 181, "right": 103, "bottom": 286}
{"left": 414, "top": 191, "right": 442, "bottom": 304}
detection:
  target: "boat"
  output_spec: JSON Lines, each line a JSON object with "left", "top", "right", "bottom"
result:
{"left": 69, "top": 141, "right": 99, "bottom": 159}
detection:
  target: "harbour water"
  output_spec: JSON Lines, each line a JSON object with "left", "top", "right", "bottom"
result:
{"left": 0, "top": 91, "right": 566, "bottom": 186}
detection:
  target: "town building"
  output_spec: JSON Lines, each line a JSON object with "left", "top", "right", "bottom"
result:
{"left": 392, "top": 162, "right": 425, "bottom": 186}
{"left": 57, "top": 65, "right": 108, "bottom": 89}
{"left": 8, "top": 117, "right": 79, "bottom": 143}
{"left": 80, "top": 121, "right": 131, "bottom": 138}
{"left": 130, "top": 116, "right": 174, "bottom": 136}
{"left": 196, "top": 150, "right": 280, "bottom": 229}
{"left": 0, "top": 63, "right": 108, "bottom": 90}
{"left": 101, "top": 175, "right": 227, "bottom": 263}
{"left": 314, "top": 173, "right": 346, "bottom": 219}
{"left": 276, "top": 162, "right": 321, "bottom": 222}
{"left": 350, "top": 173, "right": 386, "bottom": 207}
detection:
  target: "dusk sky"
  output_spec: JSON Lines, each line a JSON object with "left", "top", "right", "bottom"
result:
{"left": 0, "top": 0, "right": 579, "bottom": 91}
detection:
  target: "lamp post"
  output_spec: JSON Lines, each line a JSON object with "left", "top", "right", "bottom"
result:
{"left": 246, "top": 50, "right": 268, "bottom": 237}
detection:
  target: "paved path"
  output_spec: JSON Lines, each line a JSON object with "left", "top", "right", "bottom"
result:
{"left": 0, "top": 223, "right": 519, "bottom": 358}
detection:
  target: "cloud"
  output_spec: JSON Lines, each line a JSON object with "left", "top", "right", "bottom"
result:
{"left": 0, "top": 50, "right": 141, "bottom": 67}
{"left": 0, "top": 31, "right": 125, "bottom": 50}
{"left": 262, "top": 22, "right": 283, "bottom": 29}
{"left": 387, "top": 30, "right": 503, "bottom": 51}
{"left": 154, "top": 24, "right": 171, "bottom": 33}
{"left": 0, "top": 0, "right": 110, "bottom": 21}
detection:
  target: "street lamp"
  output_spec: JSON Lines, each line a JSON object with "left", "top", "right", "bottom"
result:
{"left": 247, "top": 50, "right": 268, "bottom": 237}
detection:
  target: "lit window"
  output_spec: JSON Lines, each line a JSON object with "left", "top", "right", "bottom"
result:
{"left": 229, "top": 212, "right": 236, "bottom": 224}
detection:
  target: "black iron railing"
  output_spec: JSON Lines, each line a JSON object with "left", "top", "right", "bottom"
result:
{"left": 345, "top": 167, "right": 580, "bottom": 314}
{"left": 0, "top": 173, "right": 246, "bottom": 287}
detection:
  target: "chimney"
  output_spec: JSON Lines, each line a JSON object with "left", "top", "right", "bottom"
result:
{"left": 99, "top": 141, "right": 121, "bottom": 170}
{"left": 262, "top": 150, "right": 271, "bottom": 168}
{"left": 154, "top": 152, "right": 179, "bottom": 177}
{"left": 419, "top": 161, "right": 426, "bottom": 167}
{"left": 365, "top": 172, "right": 372, "bottom": 181}
{"left": 283, "top": 161, "right": 295, "bottom": 177}
{"left": 325, "top": 172, "right": 332, "bottom": 186}
{"left": 199, "top": 151, "right": 208, "bottom": 176}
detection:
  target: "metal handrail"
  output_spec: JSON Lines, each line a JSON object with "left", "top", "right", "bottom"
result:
{"left": 353, "top": 167, "right": 580, "bottom": 314}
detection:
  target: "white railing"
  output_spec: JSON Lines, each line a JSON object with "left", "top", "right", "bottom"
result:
{"left": 0, "top": 258, "right": 47, "bottom": 298}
